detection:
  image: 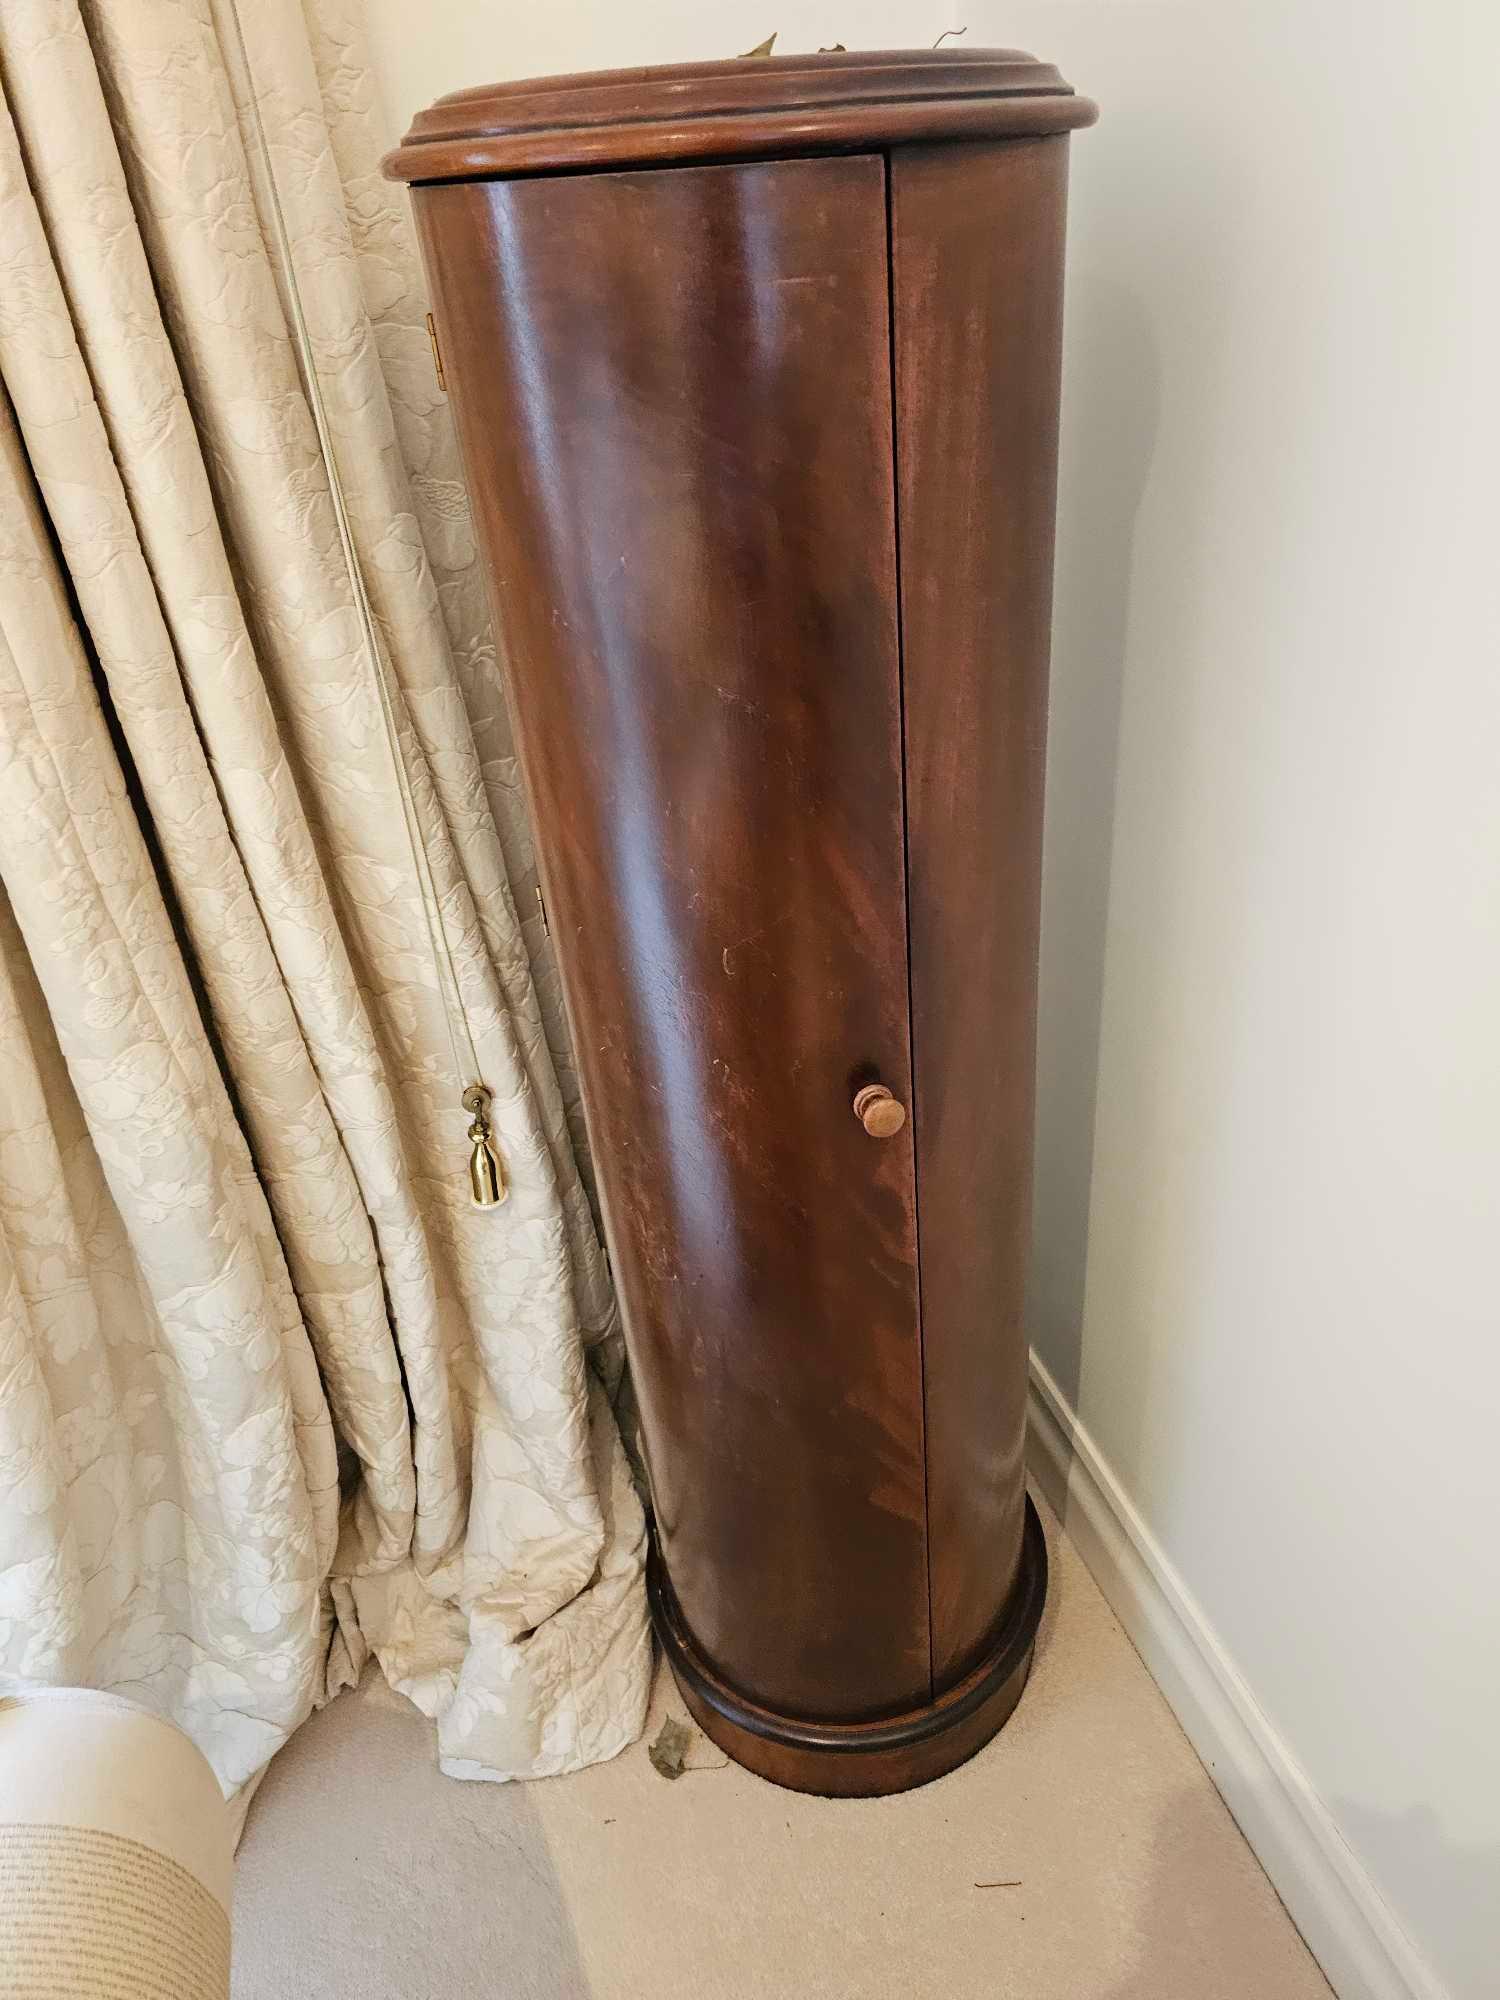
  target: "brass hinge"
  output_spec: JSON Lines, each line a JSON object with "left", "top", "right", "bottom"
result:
{"left": 535, "top": 885, "right": 550, "bottom": 937}
{"left": 425, "top": 311, "right": 447, "bottom": 393}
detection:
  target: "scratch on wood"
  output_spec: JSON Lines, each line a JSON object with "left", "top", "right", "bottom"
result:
{"left": 721, "top": 909, "right": 791, "bottom": 977}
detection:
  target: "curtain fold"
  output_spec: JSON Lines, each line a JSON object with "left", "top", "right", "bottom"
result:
{"left": 0, "top": 0, "right": 650, "bottom": 1794}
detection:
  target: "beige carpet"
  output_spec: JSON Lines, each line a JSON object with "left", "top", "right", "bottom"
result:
{"left": 232, "top": 1495, "right": 1331, "bottom": 1999}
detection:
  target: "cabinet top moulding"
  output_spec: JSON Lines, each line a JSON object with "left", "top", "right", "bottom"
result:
{"left": 381, "top": 47, "right": 1098, "bottom": 184}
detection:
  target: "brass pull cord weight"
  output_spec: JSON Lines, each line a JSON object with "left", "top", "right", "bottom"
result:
{"left": 463, "top": 1085, "right": 507, "bottom": 1209}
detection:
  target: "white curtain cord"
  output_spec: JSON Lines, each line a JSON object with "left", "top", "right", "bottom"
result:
{"left": 216, "top": 0, "right": 482, "bottom": 1105}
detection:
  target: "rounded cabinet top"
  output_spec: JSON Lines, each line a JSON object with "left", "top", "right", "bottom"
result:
{"left": 382, "top": 47, "right": 1096, "bottom": 185}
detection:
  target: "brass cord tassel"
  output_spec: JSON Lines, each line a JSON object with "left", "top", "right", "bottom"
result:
{"left": 462, "top": 1084, "right": 506, "bottom": 1209}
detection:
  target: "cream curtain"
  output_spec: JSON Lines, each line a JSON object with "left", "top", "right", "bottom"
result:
{"left": 0, "top": 0, "right": 650, "bottom": 1796}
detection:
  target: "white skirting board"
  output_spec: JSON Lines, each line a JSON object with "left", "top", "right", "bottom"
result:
{"left": 1025, "top": 1352, "right": 1448, "bottom": 2000}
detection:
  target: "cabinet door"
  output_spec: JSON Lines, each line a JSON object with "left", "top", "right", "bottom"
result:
{"left": 416, "top": 155, "right": 929, "bottom": 1719}
{"left": 892, "top": 137, "right": 1069, "bottom": 1686}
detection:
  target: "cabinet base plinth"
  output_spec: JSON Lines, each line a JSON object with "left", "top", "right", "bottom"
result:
{"left": 648, "top": 1495, "right": 1048, "bottom": 1798}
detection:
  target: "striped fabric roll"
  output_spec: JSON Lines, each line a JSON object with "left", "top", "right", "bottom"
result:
{"left": 0, "top": 1690, "right": 232, "bottom": 1999}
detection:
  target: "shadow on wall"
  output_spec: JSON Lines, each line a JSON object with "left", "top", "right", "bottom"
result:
{"left": 1331, "top": 1801, "right": 1497, "bottom": 2000}
{"left": 1028, "top": 268, "right": 1161, "bottom": 1414}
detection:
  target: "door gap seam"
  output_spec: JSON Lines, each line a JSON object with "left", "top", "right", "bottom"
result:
{"left": 883, "top": 148, "right": 935, "bottom": 1710}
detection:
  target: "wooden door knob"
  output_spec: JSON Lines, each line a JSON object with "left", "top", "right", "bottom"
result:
{"left": 852, "top": 1083, "right": 907, "bottom": 1139}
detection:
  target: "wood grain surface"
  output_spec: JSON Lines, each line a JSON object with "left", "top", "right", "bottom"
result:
{"left": 384, "top": 48, "right": 1096, "bottom": 181}
{"left": 415, "top": 154, "right": 931, "bottom": 1721}
{"left": 892, "top": 137, "right": 1070, "bottom": 1687}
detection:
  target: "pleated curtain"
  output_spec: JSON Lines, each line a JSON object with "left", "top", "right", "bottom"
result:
{"left": 0, "top": 0, "right": 650, "bottom": 1799}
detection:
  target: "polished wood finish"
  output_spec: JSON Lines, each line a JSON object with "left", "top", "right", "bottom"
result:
{"left": 894, "top": 137, "right": 1071, "bottom": 1687}
{"left": 384, "top": 49, "right": 1096, "bottom": 182}
{"left": 653, "top": 1495, "right": 1048, "bottom": 1797}
{"left": 415, "top": 154, "right": 930, "bottom": 1722}
{"left": 388, "top": 48, "right": 1090, "bottom": 1794}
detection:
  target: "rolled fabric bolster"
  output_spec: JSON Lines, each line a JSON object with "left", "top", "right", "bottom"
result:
{"left": 0, "top": 1689, "right": 232, "bottom": 2000}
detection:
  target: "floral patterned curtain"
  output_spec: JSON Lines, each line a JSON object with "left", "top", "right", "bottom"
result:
{"left": 0, "top": 0, "right": 649, "bottom": 1805}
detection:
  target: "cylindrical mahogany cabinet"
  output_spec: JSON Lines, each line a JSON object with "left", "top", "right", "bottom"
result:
{"left": 386, "top": 50, "right": 1096, "bottom": 1796}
